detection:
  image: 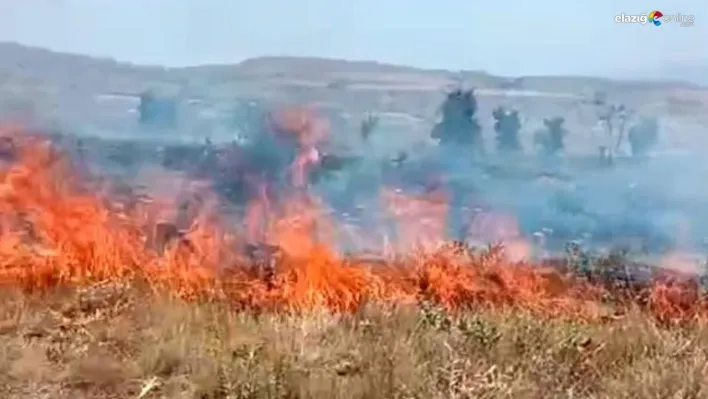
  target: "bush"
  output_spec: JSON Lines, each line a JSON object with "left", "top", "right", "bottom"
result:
{"left": 493, "top": 106, "right": 522, "bottom": 153}
{"left": 534, "top": 116, "right": 567, "bottom": 156}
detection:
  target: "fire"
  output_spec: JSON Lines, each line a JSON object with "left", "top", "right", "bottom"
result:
{"left": 381, "top": 186, "right": 448, "bottom": 253}
{"left": 0, "top": 122, "right": 705, "bottom": 325}
{"left": 465, "top": 208, "right": 531, "bottom": 262}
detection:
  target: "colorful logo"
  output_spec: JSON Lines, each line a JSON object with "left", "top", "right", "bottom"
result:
{"left": 649, "top": 10, "right": 664, "bottom": 26}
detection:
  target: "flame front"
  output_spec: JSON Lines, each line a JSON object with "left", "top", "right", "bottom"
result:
{"left": 0, "top": 123, "right": 705, "bottom": 325}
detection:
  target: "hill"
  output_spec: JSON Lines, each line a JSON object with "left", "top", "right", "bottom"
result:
{"left": 0, "top": 41, "right": 706, "bottom": 153}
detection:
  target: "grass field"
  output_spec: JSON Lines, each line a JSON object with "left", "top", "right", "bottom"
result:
{"left": 2, "top": 124, "right": 708, "bottom": 398}
{"left": 2, "top": 285, "right": 708, "bottom": 399}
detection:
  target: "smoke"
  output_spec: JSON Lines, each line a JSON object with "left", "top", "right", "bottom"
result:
{"left": 312, "top": 115, "right": 708, "bottom": 261}
{"left": 32, "top": 99, "right": 708, "bottom": 266}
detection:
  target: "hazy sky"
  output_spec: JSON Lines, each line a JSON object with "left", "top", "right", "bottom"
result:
{"left": 0, "top": 0, "right": 705, "bottom": 77}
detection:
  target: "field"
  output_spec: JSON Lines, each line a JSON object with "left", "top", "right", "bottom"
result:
{"left": 3, "top": 288, "right": 708, "bottom": 399}
{"left": 2, "top": 44, "right": 708, "bottom": 398}
{"left": 0, "top": 125, "right": 706, "bottom": 399}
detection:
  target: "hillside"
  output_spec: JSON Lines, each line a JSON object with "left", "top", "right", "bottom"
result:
{"left": 0, "top": 42, "right": 706, "bottom": 153}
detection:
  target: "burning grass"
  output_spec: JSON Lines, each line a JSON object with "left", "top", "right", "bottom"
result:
{"left": 1, "top": 125, "right": 708, "bottom": 397}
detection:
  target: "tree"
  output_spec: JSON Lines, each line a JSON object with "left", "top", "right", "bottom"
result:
{"left": 431, "top": 89, "right": 484, "bottom": 155}
{"left": 534, "top": 117, "right": 567, "bottom": 156}
{"left": 360, "top": 113, "right": 380, "bottom": 142}
{"left": 627, "top": 117, "right": 659, "bottom": 157}
{"left": 594, "top": 102, "right": 630, "bottom": 163}
{"left": 492, "top": 106, "right": 522, "bottom": 153}
{"left": 428, "top": 88, "right": 484, "bottom": 240}
{"left": 611, "top": 104, "right": 631, "bottom": 153}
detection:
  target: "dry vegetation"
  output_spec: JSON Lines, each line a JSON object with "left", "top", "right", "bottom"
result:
{"left": 3, "top": 286, "right": 708, "bottom": 398}
{"left": 2, "top": 115, "right": 708, "bottom": 398}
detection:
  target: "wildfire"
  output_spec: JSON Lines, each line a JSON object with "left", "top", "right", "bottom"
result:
{"left": 0, "top": 120, "right": 705, "bottom": 325}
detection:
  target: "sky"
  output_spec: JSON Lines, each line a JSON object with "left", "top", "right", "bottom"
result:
{"left": 0, "top": 0, "right": 705, "bottom": 78}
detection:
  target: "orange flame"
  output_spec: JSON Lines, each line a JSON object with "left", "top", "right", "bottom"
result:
{"left": 0, "top": 123, "right": 706, "bottom": 325}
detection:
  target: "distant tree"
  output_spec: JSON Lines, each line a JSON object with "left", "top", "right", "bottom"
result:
{"left": 594, "top": 102, "right": 630, "bottom": 162}
{"left": 627, "top": 117, "right": 659, "bottom": 157}
{"left": 429, "top": 88, "right": 483, "bottom": 241}
{"left": 431, "top": 89, "right": 484, "bottom": 155}
{"left": 534, "top": 116, "right": 567, "bottom": 156}
{"left": 611, "top": 104, "right": 631, "bottom": 152}
{"left": 360, "top": 113, "right": 380, "bottom": 142}
{"left": 138, "top": 91, "right": 155, "bottom": 124}
{"left": 492, "top": 106, "right": 522, "bottom": 153}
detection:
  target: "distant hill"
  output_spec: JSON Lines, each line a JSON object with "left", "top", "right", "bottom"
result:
{"left": 656, "top": 64, "right": 708, "bottom": 86}
{"left": 0, "top": 42, "right": 703, "bottom": 94}
{"left": 609, "top": 63, "right": 708, "bottom": 87}
{"left": 0, "top": 41, "right": 706, "bottom": 154}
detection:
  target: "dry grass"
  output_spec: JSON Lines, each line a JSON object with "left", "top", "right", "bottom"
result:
{"left": 0, "top": 284, "right": 707, "bottom": 399}
{"left": 2, "top": 125, "right": 708, "bottom": 398}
